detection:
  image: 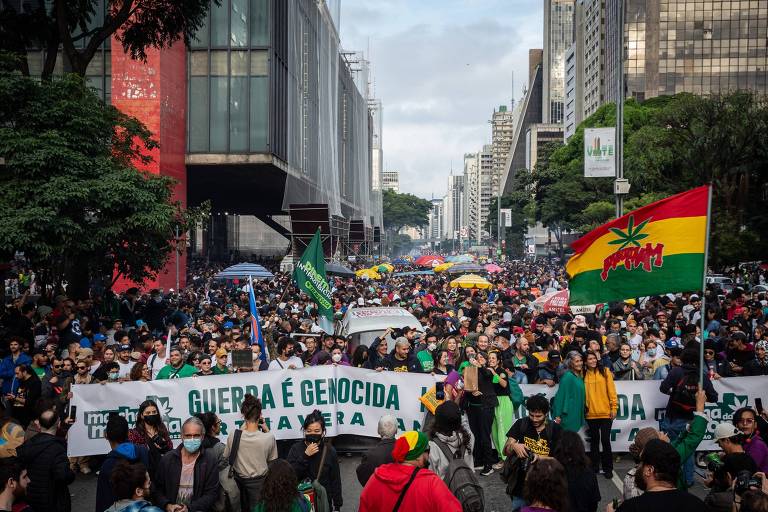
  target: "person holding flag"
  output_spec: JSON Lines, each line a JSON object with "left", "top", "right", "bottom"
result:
{"left": 247, "top": 276, "right": 270, "bottom": 363}
{"left": 293, "top": 228, "right": 335, "bottom": 334}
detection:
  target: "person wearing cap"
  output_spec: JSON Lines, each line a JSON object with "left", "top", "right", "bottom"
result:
{"left": 713, "top": 422, "right": 747, "bottom": 456}
{"left": 611, "top": 439, "right": 707, "bottom": 512}
{"left": 650, "top": 338, "right": 682, "bottom": 380}
{"left": 115, "top": 344, "right": 136, "bottom": 379}
{"left": 623, "top": 389, "right": 708, "bottom": 499}
{"left": 359, "top": 430, "right": 462, "bottom": 512}
{"left": 213, "top": 347, "right": 230, "bottom": 374}
{"left": 703, "top": 339, "right": 733, "bottom": 379}
{"left": 536, "top": 350, "right": 561, "bottom": 387}
{"left": 155, "top": 347, "right": 198, "bottom": 379}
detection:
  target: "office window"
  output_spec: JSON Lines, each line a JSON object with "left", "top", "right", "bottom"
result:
{"left": 189, "top": 77, "right": 210, "bottom": 152}
{"left": 231, "top": 0, "right": 248, "bottom": 47}
{"left": 211, "top": 1, "right": 229, "bottom": 47}
{"left": 191, "top": 11, "right": 210, "bottom": 48}
{"left": 230, "top": 76, "right": 248, "bottom": 151}
{"left": 250, "top": 0, "right": 269, "bottom": 46}
{"left": 210, "top": 77, "right": 229, "bottom": 151}
{"left": 250, "top": 76, "right": 268, "bottom": 151}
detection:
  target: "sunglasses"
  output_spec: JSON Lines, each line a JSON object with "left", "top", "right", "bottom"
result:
{"left": 77, "top": 366, "right": 87, "bottom": 370}
{"left": 705, "top": 350, "right": 715, "bottom": 355}
{"left": 53, "top": 364, "right": 63, "bottom": 369}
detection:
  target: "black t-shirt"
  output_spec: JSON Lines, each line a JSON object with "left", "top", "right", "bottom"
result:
{"left": 506, "top": 417, "right": 563, "bottom": 496}
{"left": 616, "top": 489, "right": 710, "bottom": 512}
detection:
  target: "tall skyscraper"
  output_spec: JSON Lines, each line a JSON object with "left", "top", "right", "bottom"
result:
{"left": 442, "top": 173, "right": 465, "bottom": 240}
{"left": 581, "top": 0, "right": 605, "bottom": 118}
{"left": 428, "top": 199, "right": 444, "bottom": 240}
{"left": 604, "top": 0, "right": 768, "bottom": 105}
{"left": 543, "top": 0, "right": 575, "bottom": 124}
{"left": 490, "top": 106, "right": 516, "bottom": 197}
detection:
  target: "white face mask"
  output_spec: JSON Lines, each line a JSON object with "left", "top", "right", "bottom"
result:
{"left": 428, "top": 343, "right": 437, "bottom": 352}
{"left": 332, "top": 353, "right": 342, "bottom": 363}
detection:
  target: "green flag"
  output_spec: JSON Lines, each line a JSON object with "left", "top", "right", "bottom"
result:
{"left": 293, "top": 229, "right": 334, "bottom": 333}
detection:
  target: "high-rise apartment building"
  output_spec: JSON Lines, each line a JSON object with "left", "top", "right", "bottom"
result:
{"left": 427, "top": 199, "right": 444, "bottom": 240}
{"left": 581, "top": 0, "right": 605, "bottom": 118}
{"left": 564, "top": 44, "right": 582, "bottom": 139}
{"left": 465, "top": 147, "right": 494, "bottom": 244}
{"left": 604, "top": 0, "right": 768, "bottom": 104}
{"left": 543, "top": 0, "right": 576, "bottom": 124}
{"left": 381, "top": 171, "right": 400, "bottom": 192}
{"left": 442, "top": 173, "right": 465, "bottom": 240}
{"left": 490, "top": 106, "right": 516, "bottom": 197}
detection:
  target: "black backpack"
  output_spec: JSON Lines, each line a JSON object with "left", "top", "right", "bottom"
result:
{"left": 432, "top": 438, "right": 485, "bottom": 512}
{"left": 669, "top": 371, "right": 699, "bottom": 414}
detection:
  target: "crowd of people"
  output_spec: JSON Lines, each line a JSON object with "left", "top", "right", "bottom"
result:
{"left": 0, "top": 257, "right": 766, "bottom": 511}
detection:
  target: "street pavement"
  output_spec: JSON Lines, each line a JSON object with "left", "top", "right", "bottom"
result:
{"left": 70, "top": 453, "right": 709, "bottom": 511}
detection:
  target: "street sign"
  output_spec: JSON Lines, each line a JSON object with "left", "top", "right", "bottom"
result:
{"left": 500, "top": 209, "right": 512, "bottom": 228}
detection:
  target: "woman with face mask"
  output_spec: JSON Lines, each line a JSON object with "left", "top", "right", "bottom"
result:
{"left": 287, "top": 410, "right": 342, "bottom": 511}
{"left": 128, "top": 400, "right": 173, "bottom": 479}
{"left": 327, "top": 346, "right": 350, "bottom": 366}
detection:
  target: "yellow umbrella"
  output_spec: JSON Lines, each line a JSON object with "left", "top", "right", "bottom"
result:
{"left": 356, "top": 269, "right": 381, "bottom": 280}
{"left": 449, "top": 274, "right": 492, "bottom": 289}
{"left": 434, "top": 262, "right": 454, "bottom": 273}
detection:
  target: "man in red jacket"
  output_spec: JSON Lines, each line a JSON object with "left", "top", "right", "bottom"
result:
{"left": 359, "top": 430, "right": 462, "bottom": 512}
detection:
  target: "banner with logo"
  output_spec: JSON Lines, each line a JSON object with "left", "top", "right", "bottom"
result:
{"left": 67, "top": 366, "right": 437, "bottom": 457}
{"left": 511, "top": 376, "right": 764, "bottom": 452}
{"left": 584, "top": 127, "right": 616, "bottom": 177}
{"left": 68, "top": 367, "right": 765, "bottom": 456}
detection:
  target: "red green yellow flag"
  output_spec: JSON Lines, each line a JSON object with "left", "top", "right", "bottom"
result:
{"left": 566, "top": 185, "right": 710, "bottom": 305}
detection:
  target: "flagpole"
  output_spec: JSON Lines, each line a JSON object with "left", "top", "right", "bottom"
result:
{"left": 699, "top": 184, "right": 713, "bottom": 389}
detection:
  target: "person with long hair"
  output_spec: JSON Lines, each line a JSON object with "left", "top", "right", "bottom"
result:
{"left": 427, "top": 401, "right": 474, "bottom": 481}
{"left": 553, "top": 430, "right": 601, "bottom": 512}
{"left": 127, "top": 400, "right": 173, "bottom": 478}
{"left": 488, "top": 351, "right": 513, "bottom": 469}
{"left": 521, "top": 457, "right": 570, "bottom": 512}
{"left": 351, "top": 345, "right": 369, "bottom": 368}
{"left": 253, "top": 459, "right": 310, "bottom": 512}
{"left": 287, "top": 410, "right": 342, "bottom": 511}
{"left": 583, "top": 349, "right": 618, "bottom": 479}
{"left": 224, "top": 394, "right": 277, "bottom": 510}
{"left": 552, "top": 351, "right": 585, "bottom": 433}
{"left": 129, "top": 362, "right": 150, "bottom": 382}
{"left": 432, "top": 349, "right": 454, "bottom": 375}
{"left": 442, "top": 336, "right": 461, "bottom": 366}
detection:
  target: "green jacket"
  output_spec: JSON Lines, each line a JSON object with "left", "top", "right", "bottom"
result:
{"left": 155, "top": 364, "right": 198, "bottom": 380}
{"left": 551, "top": 371, "right": 585, "bottom": 432}
{"left": 672, "top": 413, "right": 707, "bottom": 490}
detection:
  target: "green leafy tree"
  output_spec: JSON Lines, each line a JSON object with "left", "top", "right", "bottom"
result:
{"left": 0, "top": 70, "right": 205, "bottom": 296}
{"left": 382, "top": 189, "right": 433, "bottom": 232}
{"left": 530, "top": 91, "right": 768, "bottom": 268}
{"left": 0, "top": 0, "right": 215, "bottom": 78}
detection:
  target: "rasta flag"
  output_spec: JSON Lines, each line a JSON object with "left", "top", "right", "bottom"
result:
{"left": 566, "top": 185, "right": 710, "bottom": 305}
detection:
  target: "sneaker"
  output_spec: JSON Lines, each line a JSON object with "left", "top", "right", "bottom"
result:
{"left": 603, "top": 470, "right": 613, "bottom": 480}
{"left": 492, "top": 462, "right": 504, "bottom": 470}
{"left": 480, "top": 466, "right": 494, "bottom": 476}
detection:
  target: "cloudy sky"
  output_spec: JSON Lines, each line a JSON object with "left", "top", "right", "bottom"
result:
{"left": 338, "top": 0, "right": 543, "bottom": 199}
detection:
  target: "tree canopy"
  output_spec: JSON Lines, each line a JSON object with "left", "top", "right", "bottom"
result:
{"left": 382, "top": 189, "right": 433, "bottom": 232}
{"left": 500, "top": 91, "right": 768, "bottom": 268}
{"left": 0, "top": 68, "right": 205, "bottom": 296}
{"left": 0, "top": 0, "right": 214, "bottom": 78}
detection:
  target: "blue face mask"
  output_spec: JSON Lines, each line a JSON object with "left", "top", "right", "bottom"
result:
{"left": 647, "top": 348, "right": 657, "bottom": 357}
{"left": 183, "top": 439, "right": 201, "bottom": 453}
{"left": 674, "top": 329, "right": 682, "bottom": 336}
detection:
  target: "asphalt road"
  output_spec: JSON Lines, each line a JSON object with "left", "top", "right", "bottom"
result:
{"left": 71, "top": 453, "right": 709, "bottom": 511}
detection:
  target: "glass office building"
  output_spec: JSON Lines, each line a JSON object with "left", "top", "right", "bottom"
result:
{"left": 605, "top": 0, "right": 768, "bottom": 103}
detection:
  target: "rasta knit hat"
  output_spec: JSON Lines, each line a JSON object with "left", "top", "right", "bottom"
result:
{"left": 391, "top": 431, "right": 429, "bottom": 462}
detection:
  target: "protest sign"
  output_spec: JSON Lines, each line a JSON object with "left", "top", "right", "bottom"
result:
{"left": 68, "top": 365, "right": 437, "bottom": 456}
{"left": 68, "top": 367, "right": 765, "bottom": 456}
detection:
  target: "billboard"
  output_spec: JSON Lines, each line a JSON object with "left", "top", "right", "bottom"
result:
{"left": 584, "top": 127, "right": 616, "bottom": 177}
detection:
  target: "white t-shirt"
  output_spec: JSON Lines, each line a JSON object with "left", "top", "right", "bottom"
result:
{"left": 148, "top": 351, "right": 168, "bottom": 379}
{"left": 117, "top": 360, "right": 136, "bottom": 378}
{"left": 268, "top": 356, "right": 304, "bottom": 371}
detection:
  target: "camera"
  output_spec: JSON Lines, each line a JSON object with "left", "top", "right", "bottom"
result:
{"left": 706, "top": 453, "right": 724, "bottom": 473}
{"left": 520, "top": 450, "right": 536, "bottom": 472}
{"left": 734, "top": 470, "right": 762, "bottom": 496}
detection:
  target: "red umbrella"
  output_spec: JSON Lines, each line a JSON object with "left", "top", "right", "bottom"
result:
{"left": 484, "top": 263, "right": 503, "bottom": 273}
{"left": 415, "top": 255, "right": 444, "bottom": 267}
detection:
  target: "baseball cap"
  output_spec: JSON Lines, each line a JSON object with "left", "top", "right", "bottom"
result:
{"left": 624, "top": 299, "right": 636, "bottom": 306}
{"left": 79, "top": 337, "right": 92, "bottom": 349}
{"left": 223, "top": 321, "right": 234, "bottom": 329}
{"left": 690, "top": 294, "right": 700, "bottom": 302}
{"left": 118, "top": 344, "right": 131, "bottom": 352}
{"left": 665, "top": 337, "right": 682, "bottom": 350}
{"left": 93, "top": 333, "right": 107, "bottom": 342}
{"left": 136, "top": 319, "right": 146, "bottom": 328}
{"left": 547, "top": 350, "right": 562, "bottom": 362}
{"left": 713, "top": 423, "right": 743, "bottom": 441}
{"left": 76, "top": 348, "right": 94, "bottom": 361}
{"left": 215, "top": 348, "right": 228, "bottom": 358}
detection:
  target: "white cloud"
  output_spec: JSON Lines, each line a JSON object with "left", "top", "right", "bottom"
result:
{"left": 340, "top": 0, "right": 543, "bottom": 198}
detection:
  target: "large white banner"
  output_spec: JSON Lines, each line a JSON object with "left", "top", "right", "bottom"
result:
{"left": 584, "top": 127, "right": 616, "bottom": 177}
{"left": 68, "top": 368, "right": 766, "bottom": 456}
{"left": 68, "top": 366, "right": 437, "bottom": 457}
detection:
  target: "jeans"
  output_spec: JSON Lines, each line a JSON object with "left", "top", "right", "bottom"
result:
{"left": 586, "top": 418, "right": 614, "bottom": 473}
{"left": 514, "top": 370, "right": 528, "bottom": 384}
{"left": 510, "top": 495, "right": 527, "bottom": 511}
{"left": 660, "top": 415, "right": 694, "bottom": 486}
{"left": 467, "top": 405, "right": 495, "bottom": 468}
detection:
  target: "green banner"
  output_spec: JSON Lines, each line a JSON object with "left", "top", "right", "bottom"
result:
{"left": 294, "top": 229, "right": 334, "bottom": 332}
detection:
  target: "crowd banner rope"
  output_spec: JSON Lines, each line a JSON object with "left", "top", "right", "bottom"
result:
{"left": 67, "top": 367, "right": 766, "bottom": 457}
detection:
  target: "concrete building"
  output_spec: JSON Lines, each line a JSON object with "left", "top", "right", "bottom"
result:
{"left": 381, "top": 171, "right": 400, "bottom": 192}
{"left": 490, "top": 105, "right": 516, "bottom": 197}
{"left": 581, "top": 0, "right": 605, "bottom": 118}
{"left": 526, "top": 124, "right": 566, "bottom": 171}
{"left": 465, "top": 147, "right": 494, "bottom": 244}
{"left": 564, "top": 44, "right": 581, "bottom": 140}
{"left": 604, "top": 0, "right": 768, "bottom": 104}
{"left": 427, "top": 198, "right": 444, "bottom": 241}
{"left": 442, "top": 173, "right": 465, "bottom": 240}
{"left": 543, "top": 0, "right": 575, "bottom": 124}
